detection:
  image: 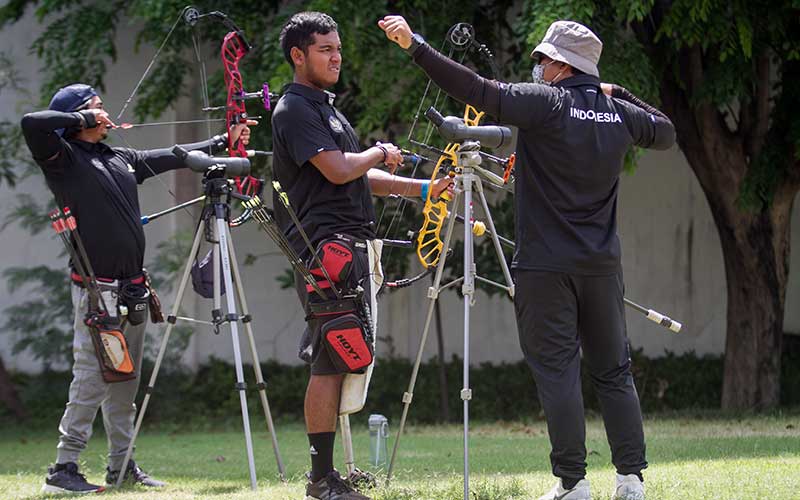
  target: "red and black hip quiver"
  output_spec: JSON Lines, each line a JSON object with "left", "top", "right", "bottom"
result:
{"left": 50, "top": 208, "right": 136, "bottom": 383}
{"left": 306, "top": 237, "right": 374, "bottom": 374}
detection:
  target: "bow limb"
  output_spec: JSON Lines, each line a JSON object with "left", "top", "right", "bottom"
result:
{"left": 375, "top": 23, "right": 473, "bottom": 288}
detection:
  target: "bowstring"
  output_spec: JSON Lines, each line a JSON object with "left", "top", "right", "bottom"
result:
{"left": 191, "top": 30, "right": 215, "bottom": 155}
{"left": 376, "top": 29, "right": 472, "bottom": 284}
{"left": 374, "top": 35, "right": 451, "bottom": 237}
{"left": 112, "top": 7, "right": 206, "bottom": 221}
{"left": 116, "top": 9, "right": 186, "bottom": 123}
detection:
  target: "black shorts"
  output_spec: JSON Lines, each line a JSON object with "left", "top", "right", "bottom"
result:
{"left": 295, "top": 242, "right": 372, "bottom": 375}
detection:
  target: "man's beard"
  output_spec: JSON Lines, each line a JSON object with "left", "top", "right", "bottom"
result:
{"left": 309, "top": 67, "right": 337, "bottom": 89}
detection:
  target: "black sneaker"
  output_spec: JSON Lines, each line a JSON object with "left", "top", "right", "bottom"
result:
{"left": 305, "top": 470, "right": 371, "bottom": 500}
{"left": 42, "top": 462, "right": 105, "bottom": 494}
{"left": 105, "top": 459, "right": 165, "bottom": 488}
{"left": 343, "top": 468, "right": 377, "bottom": 491}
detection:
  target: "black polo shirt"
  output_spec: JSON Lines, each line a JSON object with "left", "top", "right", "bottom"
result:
{"left": 271, "top": 83, "right": 376, "bottom": 258}
{"left": 409, "top": 43, "right": 675, "bottom": 275}
{"left": 21, "top": 110, "right": 224, "bottom": 279}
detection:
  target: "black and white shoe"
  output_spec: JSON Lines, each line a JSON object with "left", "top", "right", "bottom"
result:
{"left": 305, "top": 470, "right": 371, "bottom": 500}
{"left": 42, "top": 462, "right": 105, "bottom": 494}
{"left": 105, "top": 459, "right": 165, "bottom": 488}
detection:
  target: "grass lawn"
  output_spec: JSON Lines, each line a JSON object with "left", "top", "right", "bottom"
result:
{"left": 1, "top": 412, "right": 798, "bottom": 499}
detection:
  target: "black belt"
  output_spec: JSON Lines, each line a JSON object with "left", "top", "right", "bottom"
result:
{"left": 71, "top": 271, "right": 144, "bottom": 288}
{"left": 330, "top": 233, "right": 369, "bottom": 253}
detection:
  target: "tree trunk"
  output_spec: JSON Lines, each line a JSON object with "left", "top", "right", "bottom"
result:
{"left": 658, "top": 62, "right": 795, "bottom": 410}
{"left": 0, "top": 356, "right": 27, "bottom": 421}
{"left": 714, "top": 199, "right": 792, "bottom": 409}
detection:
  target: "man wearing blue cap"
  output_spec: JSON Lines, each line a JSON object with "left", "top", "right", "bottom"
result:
{"left": 380, "top": 16, "right": 676, "bottom": 500}
{"left": 21, "top": 83, "right": 252, "bottom": 494}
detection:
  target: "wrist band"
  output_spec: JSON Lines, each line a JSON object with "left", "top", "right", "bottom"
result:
{"left": 376, "top": 145, "right": 388, "bottom": 163}
{"left": 420, "top": 181, "right": 430, "bottom": 200}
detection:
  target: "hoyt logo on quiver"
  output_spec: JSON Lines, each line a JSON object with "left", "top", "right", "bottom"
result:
{"left": 307, "top": 239, "right": 354, "bottom": 293}
{"left": 322, "top": 313, "right": 373, "bottom": 373}
{"left": 335, "top": 333, "right": 361, "bottom": 361}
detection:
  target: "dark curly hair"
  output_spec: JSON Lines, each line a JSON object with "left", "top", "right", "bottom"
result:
{"left": 279, "top": 12, "right": 338, "bottom": 69}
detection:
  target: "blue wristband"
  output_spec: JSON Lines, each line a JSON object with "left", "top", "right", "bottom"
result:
{"left": 420, "top": 181, "right": 430, "bottom": 200}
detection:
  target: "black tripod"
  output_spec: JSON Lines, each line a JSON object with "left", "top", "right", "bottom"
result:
{"left": 118, "top": 174, "right": 285, "bottom": 489}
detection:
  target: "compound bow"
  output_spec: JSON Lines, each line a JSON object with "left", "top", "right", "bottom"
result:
{"left": 379, "top": 22, "right": 513, "bottom": 289}
{"left": 115, "top": 5, "right": 278, "bottom": 227}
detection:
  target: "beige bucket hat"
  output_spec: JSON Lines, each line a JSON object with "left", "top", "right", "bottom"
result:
{"left": 530, "top": 21, "right": 602, "bottom": 77}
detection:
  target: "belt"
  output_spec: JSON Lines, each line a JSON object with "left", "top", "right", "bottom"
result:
{"left": 71, "top": 271, "right": 144, "bottom": 287}
{"left": 330, "top": 233, "right": 369, "bottom": 253}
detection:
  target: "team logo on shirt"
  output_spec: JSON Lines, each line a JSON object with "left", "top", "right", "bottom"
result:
{"left": 328, "top": 115, "right": 344, "bottom": 134}
{"left": 127, "top": 163, "right": 135, "bottom": 173}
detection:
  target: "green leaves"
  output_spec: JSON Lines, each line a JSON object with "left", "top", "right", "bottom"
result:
{"left": 30, "top": 1, "right": 123, "bottom": 103}
{"left": 518, "top": 0, "right": 596, "bottom": 48}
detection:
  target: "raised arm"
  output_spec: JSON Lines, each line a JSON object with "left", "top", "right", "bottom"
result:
{"left": 379, "top": 15, "right": 557, "bottom": 129}
{"left": 602, "top": 83, "right": 676, "bottom": 150}
{"left": 20, "top": 110, "right": 97, "bottom": 164}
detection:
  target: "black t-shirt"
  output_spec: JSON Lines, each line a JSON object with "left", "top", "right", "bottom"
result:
{"left": 410, "top": 44, "right": 675, "bottom": 275}
{"left": 271, "top": 83, "right": 376, "bottom": 258}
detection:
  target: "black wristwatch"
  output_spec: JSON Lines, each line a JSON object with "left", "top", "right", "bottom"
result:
{"left": 405, "top": 33, "right": 425, "bottom": 56}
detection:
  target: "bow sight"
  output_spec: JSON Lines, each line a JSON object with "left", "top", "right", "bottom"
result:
{"left": 171, "top": 145, "right": 251, "bottom": 178}
{"left": 425, "top": 106, "right": 512, "bottom": 149}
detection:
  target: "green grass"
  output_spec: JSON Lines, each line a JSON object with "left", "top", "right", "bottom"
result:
{"left": 1, "top": 413, "right": 799, "bottom": 499}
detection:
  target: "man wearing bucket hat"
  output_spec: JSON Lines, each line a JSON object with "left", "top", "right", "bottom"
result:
{"left": 21, "top": 83, "right": 252, "bottom": 494}
{"left": 380, "top": 16, "right": 675, "bottom": 500}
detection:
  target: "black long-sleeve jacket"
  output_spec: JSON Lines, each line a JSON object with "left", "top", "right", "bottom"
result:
{"left": 408, "top": 43, "right": 676, "bottom": 274}
{"left": 21, "top": 110, "right": 226, "bottom": 279}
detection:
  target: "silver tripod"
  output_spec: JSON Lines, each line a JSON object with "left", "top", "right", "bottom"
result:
{"left": 386, "top": 141, "right": 514, "bottom": 500}
{"left": 118, "top": 177, "right": 285, "bottom": 489}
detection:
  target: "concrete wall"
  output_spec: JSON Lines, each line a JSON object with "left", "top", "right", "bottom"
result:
{"left": 1, "top": 8, "right": 798, "bottom": 374}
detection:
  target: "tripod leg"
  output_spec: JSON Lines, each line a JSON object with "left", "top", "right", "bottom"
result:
{"left": 386, "top": 189, "right": 462, "bottom": 484}
{"left": 215, "top": 215, "right": 258, "bottom": 490}
{"left": 461, "top": 174, "right": 476, "bottom": 500}
{"left": 116, "top": 220, "right": 207, "bottom": 487}
{"left": 226, "top": 233, "right": 287, "bottom": 482}
{"left": 474, "top": 178, "right": 515, "bottom": 296}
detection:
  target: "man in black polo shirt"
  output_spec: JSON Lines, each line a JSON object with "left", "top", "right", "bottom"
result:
{"left": 273, "top": 12, "right": 452, "bottom": 500}
{"left": 21, "top": 83, "right": 252, "bottom": 494}
{"left": 380, "top": 16, "right": 675, "bottom": 500}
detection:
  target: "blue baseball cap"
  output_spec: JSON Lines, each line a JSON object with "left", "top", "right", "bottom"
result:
{"left": 49, "top": 84, "right": 98, "bottom": 137}
{"left": 48, "top": 83, "right": 98, "bottom": 113}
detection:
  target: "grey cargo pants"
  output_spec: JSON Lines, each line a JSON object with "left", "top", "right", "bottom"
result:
{"left": 55, "top": 284, "right": 146, "bottom": 470}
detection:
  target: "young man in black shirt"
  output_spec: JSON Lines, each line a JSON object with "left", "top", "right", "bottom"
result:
{"left": 380, "top": 16, "right": 675, "bottom": 500}
{"left": 21, "top": 84, "right": 251, "bottom": 494}
{"left": 273, "top": 12, "right": 452, "bottom": 500}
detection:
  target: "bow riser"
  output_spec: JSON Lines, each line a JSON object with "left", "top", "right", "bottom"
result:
{"left": 222, "top": 31, "right": 249, "bottom": 159}
{"left": 415, "top": 105, "right": 484, "bottom": 268}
